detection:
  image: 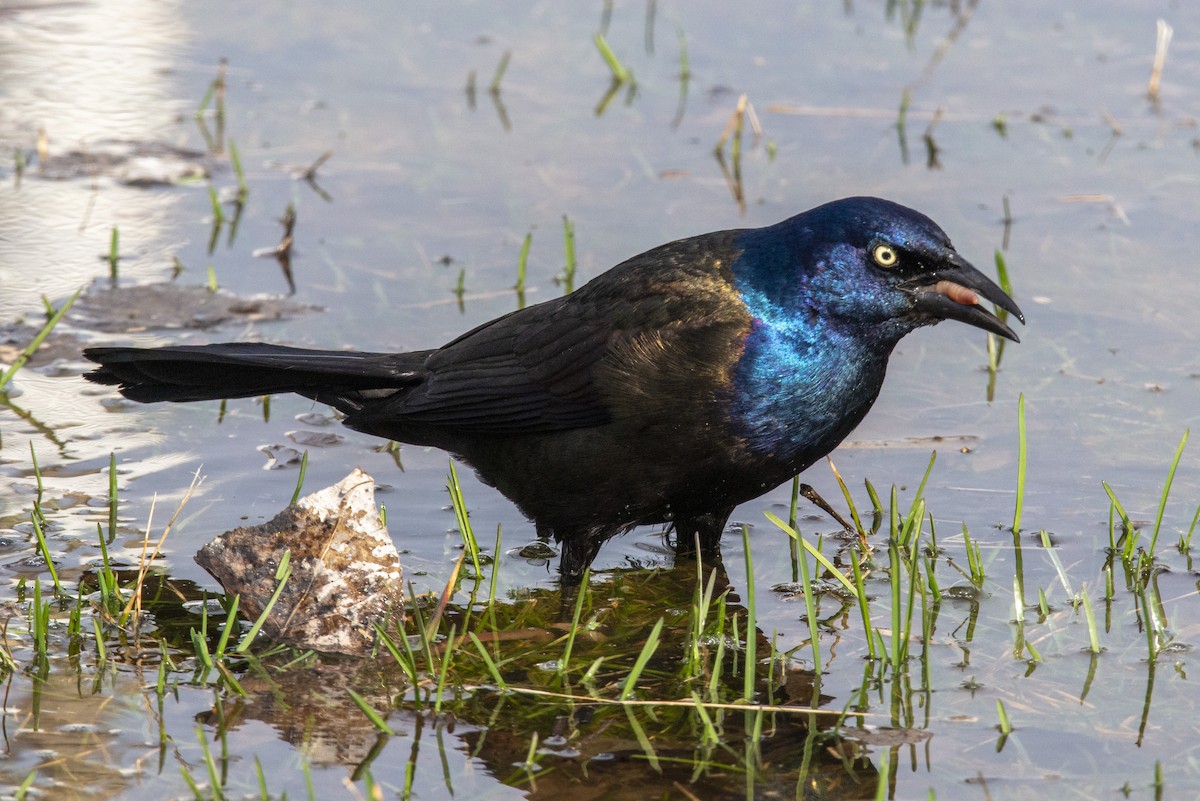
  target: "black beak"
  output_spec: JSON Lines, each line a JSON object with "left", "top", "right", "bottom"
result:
{"left": 909, "top": 253, "right": 1025, "bottom": 342}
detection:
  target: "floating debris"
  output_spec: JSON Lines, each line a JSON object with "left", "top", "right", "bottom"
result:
{"left": 73, "top": 282, "right": 319, "bottom": 333}
{"left": 37, "top": 140, "right": 214, "bottom": 186}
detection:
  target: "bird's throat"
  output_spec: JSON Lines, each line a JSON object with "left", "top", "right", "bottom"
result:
{"left": 728, "top": 321, "right": 890, "bottom": 470}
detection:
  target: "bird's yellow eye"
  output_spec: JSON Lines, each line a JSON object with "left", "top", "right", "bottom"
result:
{"left": 872, "top": 244, "right": 898, "bottom": 268}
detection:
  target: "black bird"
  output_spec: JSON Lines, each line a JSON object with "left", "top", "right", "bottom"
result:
{"left": 85, "top": 197, "right": 1023, "bottom": 580}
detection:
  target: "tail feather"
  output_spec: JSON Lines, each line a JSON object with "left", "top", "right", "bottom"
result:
{"left": 84, "top": 343, "right": 429, "bottom": 405}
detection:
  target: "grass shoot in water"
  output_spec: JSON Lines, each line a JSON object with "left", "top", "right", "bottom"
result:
{"left": 558, "top": 568, "right": 590, "bottom": 681}
{"left": 1080, "top": 586, "right": 1101, "bottom": 655}
{"left": 620, "top": 617, "right": 663, "bottom": 701}
{"left": 30, "top": 516, "right": 61, "bottom": 597}
{"left": 228, "top": 139, "right": 248, "bottom": 203}
{"left": 986, "top": 248, "right": 1015, "bottom": 399}
{"left": 0, "top": 288, "right": 82, "bottom": 391}
{"left": 996, "top": 698, "right": 1013, "bottom": 735}
{"left": 434, "top": 623, "right": 456, "bottom": 714}
{"left": 1180, "top": 503, "right": 1200, "bottom": 552}
{"left": 795, "top": 522, "right": 822, "bottom": 674}
{"left": 107, "top": 227, "right": 120, "bottom": 280}
{"left": 764, "top": 512, "right": 858, "bottom": 597}
{"left": 672, "top": 22, "right": 690, "bottom": 128}
{"left": 687, "top": 560, "right": 721, "bottom": 681}
{"left": 235, "top": 549, "right": 292, "bottom": 653}
{"left": 349, "top": 687, "right": 397, "bottom": 735}
{"left": 468, "top": 632, "right": 508, "bottom": 690}
{"left": 849, "top": 545, "right": 876, "bottom": 661}
{"left": 1013, "top": 393, "right": 1026, "bottom": 534}
{"left": 828, "top": 458, "right": 868, "bottom": 539}
{"left": 212, "top": 594, "right": 239, "bottom": 657}
{"left": 1038, "top": 529, "right": 1074, "bottom": 600}
{"left": 514, "top": 232, "right": 531, "bottom": 303}
{"left": 194, "top": 724, "right": 224, "bottom": 800}
{"left": 740, "top": 525, "right": 757, "bottom": 702}
{"left": 447, "top": 460, "right": 481, "bottom": 575}
{"left": 593, "top": 32, "right": 633, "bottom": 84}
{"left": 895, "top": 88, "right": 911, "bottom": 164}
{"left": 561, "top": 214, "right": 577, "bottom": 293}
{"left": 1148, "top": 429, "right": 1188, "bottom": 555}
{"left": 489, "top": 50, "right": 512, "bottom": 95}
{"left": 207, "top": 185, "right": 226, "bottom": 225}
{"left": 290, "top": 450, "right": 309, "bottom": 505}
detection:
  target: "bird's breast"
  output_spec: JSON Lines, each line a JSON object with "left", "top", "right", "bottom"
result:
{"left": 727, "top": 321, "right": 890, "bottom": 471}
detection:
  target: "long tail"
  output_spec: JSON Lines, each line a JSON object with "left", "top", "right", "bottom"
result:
{"left": 84, "top": 343, "right": 430, "bottom": 412}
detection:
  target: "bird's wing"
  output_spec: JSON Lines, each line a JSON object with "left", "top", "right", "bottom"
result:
{"left": 348, "top": 231, "right": 751, "bottom": 436}
{"left": 375, "top": 301, "right": 616, "bottom": 433}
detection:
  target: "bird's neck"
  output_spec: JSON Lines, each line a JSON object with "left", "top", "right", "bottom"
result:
{"left": 728, "top": 312, "right": 896, "bottom": 471}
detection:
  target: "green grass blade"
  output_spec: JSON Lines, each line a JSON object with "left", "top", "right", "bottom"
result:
{"left": 741, "top": 525, "right": 757, "bottom": 702}
{"left": 514, "top": 232, "right": 531, "bottom": 293}
{"left": 374, "top": 623, "right": 417, "bottom": 684}
{"left": 561, "top": 214, "right": 577, "bottom": 292}
{"left": 1080, "top": 586, "right": 1101, "bottom": 654}
{"left": 827, "top": 459, "right": 866, "bottom": 537}
{"left": 1038, "top": 529, "right": 1073, "bottom": 599}
{"left": 235, "top": 551, "right": 291, "bottom": 653}
{"left": 289, "top": 450, "right": 309, "bottom": 505}
{"left": 213, "top": 595, "right": 240, "bottom": 657}
{"left": 468, "top": 632, "right": 508, "bottom": 690}
{"left": 30, "top": 514, "right": 61, "bottom": 595}
{"left": 489, "top": 50, "right": 511, "bottom": 93}
{"left": 623, "top": 707, "right": 660, "bottom": 772}
{"left": 1013, "top": 393, "right": 1026, "bottom": 533}
{"left": 1102, "top": 482, "right": 1135, "bottom": 552}
{"left": 228, "top": 139, "right": 248, "bottom": 203}
{"left": 348, "top": 688, "right": 396, "bottom": 735}
{"left": 996, "top": 699, "right": 1013, "bottom": 734}
{"left": 434, "top": 623, "right": 456, "bottom": 714}
{"left": 795, "top": 522, "right": 822, "bottom": 674}
{"left": 108, "top": 227, "right": 120, "bottom": 279}
{"left": 0, "top": 287, "right": 82, "bottom": 389}
{"left": 764, "top": 512, "right": 858, "bottom": 597}
{"left": 620, "top": 617, "right": 663, "bottom": 701}
{"left": 873, "top": 747, "right": 891, "bottom": 801}
{"left": 447, "top": 460, "right": 480, "bottom": 575}
{"left": 195, "top": 725, "right": 225, "bottom": 801}
{"left": 849, "top": 546, "right": 875, "bottom": 660}
{"left": 594, "top": 32, "right": 632, "bottom": 83}
{"left": 1148, "top": 429, "right": 1188, "bottom": 555}
{"left": 558, "top": 569, "right": 589, "bottom": 679}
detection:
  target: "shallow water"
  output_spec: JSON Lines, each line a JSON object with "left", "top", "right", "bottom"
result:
{"left": 3, "top": 1, "right": 1200, "bottom": 799}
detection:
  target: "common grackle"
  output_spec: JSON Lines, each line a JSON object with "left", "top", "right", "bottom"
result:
{"left": 85, "top": 197, "right": 1023, "bottom": 580}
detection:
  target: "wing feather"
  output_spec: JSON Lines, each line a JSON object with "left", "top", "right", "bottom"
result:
{"left": 348, "top": 229, "right": 748, "bottom": 436}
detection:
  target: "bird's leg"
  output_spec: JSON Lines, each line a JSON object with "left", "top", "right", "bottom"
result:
{"left": 557, "top": 533, "right": 604, "bottom": 586}
{"left": 672, "top": 508, "right": 734, "bottom": 559}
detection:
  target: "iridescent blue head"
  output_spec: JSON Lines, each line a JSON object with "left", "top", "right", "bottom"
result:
{"left": 726, "top": 197, "right": 1024, "bottom": 462}
{"left": 732, "top": 196, "right": 1024, "bottom": 348}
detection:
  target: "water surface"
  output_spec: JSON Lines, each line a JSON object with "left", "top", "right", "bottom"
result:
{"left": 2, "top": 2, "right": 1200, "bottom": 799}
